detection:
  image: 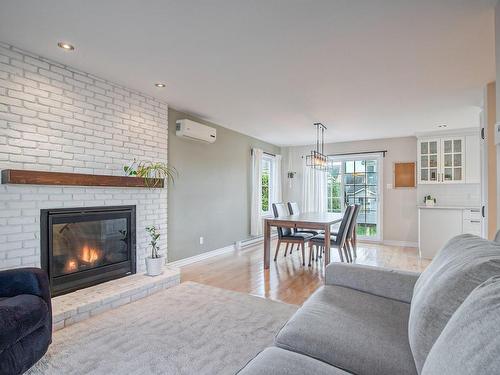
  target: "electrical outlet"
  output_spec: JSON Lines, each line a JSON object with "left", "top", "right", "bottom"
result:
{"left": 199, "top": 236, "right": 204, "bottom": 245}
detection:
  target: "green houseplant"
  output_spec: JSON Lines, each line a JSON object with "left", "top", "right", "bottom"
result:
{"left": 424, "top": 195, "right": 436, "bottom": 206}
{"left": 145, "top": 225, "right": 163, "bottom": 276}
{"left": 123, "top": 159, "right": 176, "bottom": 188}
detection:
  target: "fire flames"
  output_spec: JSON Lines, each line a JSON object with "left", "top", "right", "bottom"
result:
{"left": 79, "top": 244, "right": 102, "bottom": 264}
{"left": 64, "top": 244, "right": 102, "bottom": 273}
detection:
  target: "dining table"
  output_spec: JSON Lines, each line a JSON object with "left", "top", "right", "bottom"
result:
{"left": 263, "top": 211, "right": 345, "bottom": 270}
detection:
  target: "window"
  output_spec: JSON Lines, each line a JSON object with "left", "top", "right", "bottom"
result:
{"left": 261, "top": 156, "right": 274, "bottom": 216}
{"left": 327, "top": 161, "right": 342, "bottom": 213}
{"left": 327, "top": 156, "right": 382, "bottom": 240}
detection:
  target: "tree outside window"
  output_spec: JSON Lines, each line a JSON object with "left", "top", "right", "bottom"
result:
{"left": 261, "top": 157, "right": 273, "bottom": 215}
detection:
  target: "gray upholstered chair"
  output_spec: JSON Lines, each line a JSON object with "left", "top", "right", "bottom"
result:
{"left": 272, "top": 203, "right": 314, "bottom": 266}
{"left": 308, "top": 205, "right": 354, "bottom": 266}
{"left": 335, "top": 204, "right": 360, "bottom": 261}
{"left": 286, "top": 202, "right": 319, "bottom": 255}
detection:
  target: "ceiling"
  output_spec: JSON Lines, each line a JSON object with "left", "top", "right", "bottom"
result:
{"left": 0, "top": 0, "right": 496, "bottom": 146}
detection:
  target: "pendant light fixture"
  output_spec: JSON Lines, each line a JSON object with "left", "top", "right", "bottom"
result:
{"left": 306, "top": 122, "right": 327, "bottom": 170}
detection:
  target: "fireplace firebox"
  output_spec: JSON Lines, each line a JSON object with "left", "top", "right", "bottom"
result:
{"left": 41, "top": 206, "right": 136, "bottom": 296}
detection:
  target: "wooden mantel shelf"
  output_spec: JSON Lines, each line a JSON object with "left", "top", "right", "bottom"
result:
{"left": 1, "top": 169, "right": 164, "bottom": 188}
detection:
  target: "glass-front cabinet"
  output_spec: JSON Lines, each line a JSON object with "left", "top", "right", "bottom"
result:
{"left": 418, "top": 136, "right": 465, "bottom": 184}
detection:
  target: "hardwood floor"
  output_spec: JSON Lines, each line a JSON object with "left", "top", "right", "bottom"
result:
{"left": 180, "top": 240, "right": 430, "bottom": 306}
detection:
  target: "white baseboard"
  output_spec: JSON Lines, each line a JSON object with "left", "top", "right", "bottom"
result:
{"left": 382, "top": 240, "right": 418, "bottom": 248}
{"left": 167, "top": 244, "right": 236, "bottom": 268}
{"left": 167, "top": 234, "right": 278, "bottom": 268}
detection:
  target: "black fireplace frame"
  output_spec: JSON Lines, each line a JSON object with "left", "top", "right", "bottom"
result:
{"left": 40, "top": 205, "right": 136, "bottom": 296}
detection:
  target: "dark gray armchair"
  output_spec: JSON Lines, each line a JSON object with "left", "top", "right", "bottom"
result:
{"left": 0, "top": 268, "right": 52, "bottom": 375}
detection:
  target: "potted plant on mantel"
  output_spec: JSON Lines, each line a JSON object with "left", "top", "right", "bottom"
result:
{"left": 123, "top": 159, "right": 177, "bottom": 188}
{"left": 145, "top": 225, "right": 163, "bottom": 276}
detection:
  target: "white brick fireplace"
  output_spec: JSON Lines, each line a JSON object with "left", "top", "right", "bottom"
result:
{"left": 0, "top": 42, "right": 169, "bottom": 273}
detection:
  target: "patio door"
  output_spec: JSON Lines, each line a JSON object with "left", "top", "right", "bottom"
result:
{"left": 327, "top": 154, "right": 383, "bottom": 241}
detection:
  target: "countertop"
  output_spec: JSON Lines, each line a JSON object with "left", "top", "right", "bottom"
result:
{"left": 417, "top": 205, "right": 481, "bottom": 210}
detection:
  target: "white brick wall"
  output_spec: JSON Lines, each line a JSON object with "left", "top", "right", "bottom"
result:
{"left": 0, "top": 43, "right": 168, "bottom": 271}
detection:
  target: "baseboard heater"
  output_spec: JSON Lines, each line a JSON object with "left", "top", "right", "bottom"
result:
{"left": 235, "top": 231, "right": 278, "bottom": 250}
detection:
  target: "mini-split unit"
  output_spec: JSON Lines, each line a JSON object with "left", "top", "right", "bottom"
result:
{"left": 175, "top": 119, "right": 217, "bottom": 143}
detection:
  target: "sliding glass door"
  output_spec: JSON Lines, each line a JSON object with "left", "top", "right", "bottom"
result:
{"left": 327, "top": 155, "right": 382, "bottom": 241}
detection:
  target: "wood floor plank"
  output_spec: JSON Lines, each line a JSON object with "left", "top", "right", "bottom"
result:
{"left": 180, "top": 240, "right": 429, "bottom": 306}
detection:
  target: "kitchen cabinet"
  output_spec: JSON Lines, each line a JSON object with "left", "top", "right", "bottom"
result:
{"left": 418, "top": 136, "right": 464, "bottom": 184}
{"left": 417, "top": 131, "right": 480, "bottom": 185}
{"left": 465, "top": 134, "right": 480, "bottom": 184}
{"left": 418, "top": 206, "right": 482, "bottom": 259}
{"left": 463, "top": 208, "right": 482, "bottom": 236}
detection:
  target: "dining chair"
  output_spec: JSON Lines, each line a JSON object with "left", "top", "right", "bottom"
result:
{"left": 286, "top": 202, "right": 319, "bottom": 254}
{"left": 343, "top": 204, "right": 361, "bottom": 260}
{"left": 308, "top": 205, "right": 354, "bottom": 266}
{"left": 272, "top": 203, "right": 314, "bottom": 266}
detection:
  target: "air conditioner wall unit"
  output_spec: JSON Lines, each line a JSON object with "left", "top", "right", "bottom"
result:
{"left": 175, "top": 119, "right": 216, "bottom": 143}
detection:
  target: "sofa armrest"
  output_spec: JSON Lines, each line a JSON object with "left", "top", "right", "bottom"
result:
{"left": 325, "top": 263, "right": 420, "bottom": 303}
{"left": 0, "top": 268, "right": 51, "bottom": 311}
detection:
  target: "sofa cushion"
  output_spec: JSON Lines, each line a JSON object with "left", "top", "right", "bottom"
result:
{"left": 237, "top": 347, "right": 349, "bottom": 375}
{"left": 0, "top": 294, "right": 49, "bottom": 352}
{"left": 421, "top": 276, "right": 500, "bottom": 375}
{"left": 275, "top": 285, "right": 416, "bottom": 375}
{"left": 409, "top": 234, "right": 500, "bottom": 373}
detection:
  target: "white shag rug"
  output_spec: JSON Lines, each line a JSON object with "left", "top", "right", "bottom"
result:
{"left": 28, "top": 282, "right": 298, "bottom": 375}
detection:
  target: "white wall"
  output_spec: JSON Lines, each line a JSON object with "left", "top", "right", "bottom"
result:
{"left": 283, "top": 136, "right": 419, "bottom": 246}
{"left": 0, "top": 43, "right": 168, "bottom": 270}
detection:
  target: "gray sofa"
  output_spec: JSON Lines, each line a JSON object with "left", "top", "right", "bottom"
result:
{"left": 238, "top": 234, "right": 500, "bottom": 374}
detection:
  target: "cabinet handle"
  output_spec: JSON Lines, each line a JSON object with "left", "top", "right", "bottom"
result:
{"left": 471, "top": 220, "right": 481, "bottom": 223}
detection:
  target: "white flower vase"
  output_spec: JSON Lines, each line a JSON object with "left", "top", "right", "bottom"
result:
{"left": 425, "top": 200, "right": 435, "bottom": 207}
{"left": 145, "top": 256, "right": 164, "bottom": 276}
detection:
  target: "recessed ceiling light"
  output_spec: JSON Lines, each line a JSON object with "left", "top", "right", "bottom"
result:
{"left": 155, "top": 83, "right": 166, "bottom": 88}
{"left": 438, "top": 124, "right": 448, "bottom": 128}
{"left": 57, "top": 42, "right": 75, "bottom": 51}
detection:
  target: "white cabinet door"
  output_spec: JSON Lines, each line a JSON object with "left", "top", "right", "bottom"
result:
{"left": 419, "top": 208, "right": 463, "bottom": 259}
{"left": 418, "top": 138, "right": 440, "bottom": 184}
{"left": 465, "top": 134, "right": 480, "bottom": 184}
{"left": 441, "top": 137, "right": 465, "bottom": 183}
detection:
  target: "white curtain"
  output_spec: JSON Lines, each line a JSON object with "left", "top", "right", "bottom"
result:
{"left": 250, "top": 148, "right": 264, "bottom": 236}
{"left": 273, "top": 154, "right": 283, "bottom": 204}
{"left": 302, "top": 158, "right": 327, "bottom": 213}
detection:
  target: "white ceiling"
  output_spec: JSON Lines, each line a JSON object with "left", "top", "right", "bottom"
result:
{"left": 0, "top": 0, "right": 496, "bottom": 146}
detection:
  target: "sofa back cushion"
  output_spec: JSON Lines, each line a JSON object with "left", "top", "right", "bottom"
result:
{"left": 421, "top": 276, "right": 500, "bottom": 375}
{"left": 409, "top": 234, "right": 500, "bottom": 373}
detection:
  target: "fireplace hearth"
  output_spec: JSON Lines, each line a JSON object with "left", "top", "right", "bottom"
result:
{"left": 41, "top": 206, "right": 136, "bottom": 296}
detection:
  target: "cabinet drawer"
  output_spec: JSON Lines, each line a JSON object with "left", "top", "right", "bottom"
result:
{"left": 463, "top": 209, "right": 481, "bottom": 221}
{"left": 463, "top": 220, "right": 481, "bottom": 236}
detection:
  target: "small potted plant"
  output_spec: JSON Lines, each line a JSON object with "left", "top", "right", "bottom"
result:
{"left": 123, "top": 159, "right": 176, "bottom": 188}
{"left": 145, "top": 225, "right": 163, "bottom": 276}
{"left": 424, "top": 195, "right": 437, "bottom": 207}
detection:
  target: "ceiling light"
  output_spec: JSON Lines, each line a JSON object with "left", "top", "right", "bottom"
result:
{"left": 305, "top": 123, "right": 328, "bottom": 171}
{"left": 155, "top": 83, "right": 166, "bottom": 88}
{"left": 57, "top": 42, "right": 75, "bottom": 51}
{"left": 438, "top": 124, "right": 448, "bottom": 128}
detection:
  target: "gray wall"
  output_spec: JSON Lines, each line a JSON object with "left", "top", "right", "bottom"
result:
{"left": 167, "top": 109, "right": 281, "bottom": 262}
{"left": 282, "top": 136, "right": 419, "bottom": 245}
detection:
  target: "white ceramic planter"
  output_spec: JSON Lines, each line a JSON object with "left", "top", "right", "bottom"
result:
{"left": 145, "top": 256, "right": 164, "bottom": 276}
{"left": 425, "top": 200, "right": 435, "bottom": 207}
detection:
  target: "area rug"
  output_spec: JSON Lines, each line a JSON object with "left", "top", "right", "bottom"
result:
{"left": 28, "top": 282, "right": 298, "bottom": 375}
